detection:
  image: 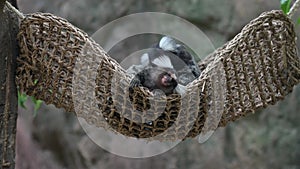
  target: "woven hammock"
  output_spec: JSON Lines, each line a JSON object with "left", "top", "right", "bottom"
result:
{"left": 15, "top": 6, "right": 300, "bottom": 141}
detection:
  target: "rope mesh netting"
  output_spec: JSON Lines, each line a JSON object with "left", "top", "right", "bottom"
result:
{"left": 16, "top": 10, "right": 300, "bottom": 141}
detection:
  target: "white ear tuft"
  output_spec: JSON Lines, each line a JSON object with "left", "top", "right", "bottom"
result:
{"left": 159, "top": 36, "right": 177, "bottom": 51}
{"left": 152, "top": 55, "right": 173, "bottom": 69}
{"left": 141, "top": 53, "right": 150, "bottom": 66}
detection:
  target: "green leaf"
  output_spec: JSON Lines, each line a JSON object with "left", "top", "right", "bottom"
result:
{"left": 280, "top": 0, "right": 292, "bottom": 14}
{"left": 33, "top": 100, "right": 42, "bottom": 116}
{"left": 18, "top": 91, "right": 28, "bottom": 109}
{"left": 31, "top": 96, "right": 43, "bottom": 116}
{"left": 297, "top": 17, "right": 300, "bottom": 25}
{"left": 34, "top": 79, "right": 38, "bottom": 85}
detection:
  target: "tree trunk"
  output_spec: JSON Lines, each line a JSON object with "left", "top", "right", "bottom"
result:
{"left": 0, "top": 0, "right": 19, "bottom": 168}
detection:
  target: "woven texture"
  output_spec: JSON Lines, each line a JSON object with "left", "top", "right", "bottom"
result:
{"left": 16, "top": 10, "right": 300, "bottom": 141}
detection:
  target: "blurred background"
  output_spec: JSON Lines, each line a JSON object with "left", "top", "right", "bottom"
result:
{"left": 15, "top": 0, "right": 300, "bottom": 169}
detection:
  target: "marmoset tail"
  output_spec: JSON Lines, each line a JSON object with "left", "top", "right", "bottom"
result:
{"left": 158, "top": 36, "right": 201, "bottom": 78}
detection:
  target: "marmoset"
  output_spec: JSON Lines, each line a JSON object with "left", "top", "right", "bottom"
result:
{"left": 130, "top": 54, "right": 185, "bottom": 95}
{"left": 129, "top": 36, "right": 201, "bottom": 96}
